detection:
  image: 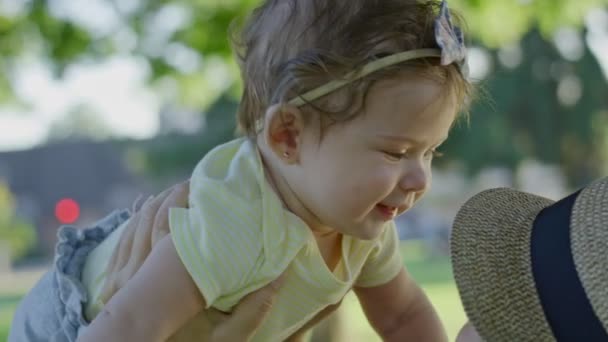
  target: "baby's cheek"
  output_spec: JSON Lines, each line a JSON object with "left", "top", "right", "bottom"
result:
{"left": 339, "top": 183, "right": 372, "bottom": 215}
{"left": 349, "top": 175, "right": 383, "bottom": 199}
{"left": 370, "top": 170, "right": 399, "bottom": 194}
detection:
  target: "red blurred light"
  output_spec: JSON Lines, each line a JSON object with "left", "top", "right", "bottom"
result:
{"left": 55, "top": 198, "right": 80, "bottom": 224}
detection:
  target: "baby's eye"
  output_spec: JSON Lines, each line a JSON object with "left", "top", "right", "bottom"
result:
{"left": 383, "top": 150, "right": 407, "bottom": 161}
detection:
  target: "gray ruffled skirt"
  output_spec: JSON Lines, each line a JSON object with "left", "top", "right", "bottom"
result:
{"left": 8, "top": 210, "right": 130, "bottom": 342}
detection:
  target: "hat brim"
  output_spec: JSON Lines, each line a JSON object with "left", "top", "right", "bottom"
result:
{"left": 450, "top": 188, "right": 556, "bottom": 341}
{"left": 570, "top": 177, "right": 608, "bottom": 333}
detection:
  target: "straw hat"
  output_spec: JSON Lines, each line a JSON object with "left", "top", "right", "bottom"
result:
{"left": 451, "top": 177, "right": 608, "bottom": 342}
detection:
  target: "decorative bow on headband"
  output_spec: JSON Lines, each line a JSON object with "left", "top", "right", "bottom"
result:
{"left": 434, "top": 0, "right": 469, "bottom": 77}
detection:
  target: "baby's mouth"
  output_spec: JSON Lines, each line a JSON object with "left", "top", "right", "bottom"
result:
{"left": 376, "top": 204, "right": 398, "bottom": 219}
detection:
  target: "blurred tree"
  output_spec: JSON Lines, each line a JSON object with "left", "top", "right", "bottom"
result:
{"left": 441, "top": 28, "right": 608, "bottom": 187}
{"left": 1, "top": 0, "right": 607, "bottom": 185}
{"left": 47, "top": 103, "right": 114, "bottom": 141}
{"left": 0, "top": 0, "right": 260, "bottom": 107}
{"left": 450, "top": 0, "right": 608, "bottom": 47}
{"left": 1, "top": 0, "right": 606, "bottom": 106}
{"left": 140, "top": 94, "right": 238, "bottom": 178}
{"left": 0, "top": 181, "right": 36, "bottom": 262}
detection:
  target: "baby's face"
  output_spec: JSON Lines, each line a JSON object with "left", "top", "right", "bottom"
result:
{"left": 292, "top": 72, "right": 458, "bottom": 240}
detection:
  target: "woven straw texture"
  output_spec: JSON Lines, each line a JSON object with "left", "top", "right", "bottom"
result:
{"left": 451, "top": 188, "right": 556, "bottom": 342}
{"left": 571, "top": 177, "right": 608, "bottom": 334}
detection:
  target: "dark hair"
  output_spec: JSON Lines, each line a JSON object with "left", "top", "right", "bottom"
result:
{"left": 231, "top": 0, "right": 474, "bottom": 136}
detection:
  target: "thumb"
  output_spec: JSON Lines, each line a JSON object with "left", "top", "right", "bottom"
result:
{"left": 237, "top": 275, "right": 284, "bottom": 324}
{"left": 213, "top": 274, "right": 286, "bottom": 341}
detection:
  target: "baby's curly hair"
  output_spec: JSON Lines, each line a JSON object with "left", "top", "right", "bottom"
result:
{"left": 231, "top": 0, "right": 474, "bottom": 136}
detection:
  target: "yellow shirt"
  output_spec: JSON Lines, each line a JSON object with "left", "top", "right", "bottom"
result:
{"left": 169, "top": 138, "right": 403, "bottom": 341}
{"left": 82, "top": 138, "right": 403, "bottom": 341}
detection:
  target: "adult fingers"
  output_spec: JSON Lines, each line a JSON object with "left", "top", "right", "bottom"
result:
{"left": 98, "top": 207, "right": 143, "bottom": 303}
{"left": 151, "top": 180, "right": 189, "bottom": 247}
{"left": 98, "top": 186, "right": 172, "bottom": 303}
{"left": 211, "top": 274, "right": 286, "bottom": 341}
{"left": 206, "top": 309, "right": 230, "bottom": 327}
{"left": 118, "top": 187, "right": 174, "bottom": 286}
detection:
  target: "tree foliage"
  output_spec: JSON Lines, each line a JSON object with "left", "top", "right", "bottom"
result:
{"left": 1, "top": 0, "right": 606, "bottom": 104}
{"left": 0, "top": 181, "right": 36, "bottom": 262}
{"left": 442, "top": 29, "right": 608, "bottom": 186}
{"left": 1, "top": 0, "right": 607, "bottom": 185}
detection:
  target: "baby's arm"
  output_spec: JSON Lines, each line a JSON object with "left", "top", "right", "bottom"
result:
{"left": 354, "top": 267, "right": 447, "bottom": 342}
{"left": 78, "top": 234, "right": 205, "bottom": 342}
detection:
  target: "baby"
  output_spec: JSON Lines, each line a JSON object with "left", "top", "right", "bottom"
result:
{"left": 10, "top": 0, "right": 473, "bottom": 341}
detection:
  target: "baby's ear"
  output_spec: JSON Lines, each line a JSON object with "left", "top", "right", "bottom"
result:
{"left": 263, "top": 103, "right": 305, "bottom": 164}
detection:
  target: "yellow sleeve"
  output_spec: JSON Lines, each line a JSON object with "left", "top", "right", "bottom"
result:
{"left": 355, "top": 222, "right": 403, "bottom": 287}
{"left": 169, "top": 181, "right": 264, "bottom": 311}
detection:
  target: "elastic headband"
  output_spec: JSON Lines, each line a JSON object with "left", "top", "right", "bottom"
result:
{"left": 287, "top": 0, "right": 468, "bottom": 106}
{"left": 288, "top": 49, "right": 442, "bottom": 106}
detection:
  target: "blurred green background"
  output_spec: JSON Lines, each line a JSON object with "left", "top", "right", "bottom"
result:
{"left": 1, "top": 0, "right": 607, "bottom": 340}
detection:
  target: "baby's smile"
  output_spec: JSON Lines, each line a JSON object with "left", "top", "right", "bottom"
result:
{"left": 375, "top": 203, "right": 398, "bottom": 220}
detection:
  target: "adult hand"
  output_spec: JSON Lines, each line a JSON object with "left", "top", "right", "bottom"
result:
{"left": 169, "top": 275, "right": 285, "bottom": 342}
{"left": 99, "top": 180, "right": 189, "bottom": 303}
{"left": 97, "top": 180, "right": 286, "bottom": 342}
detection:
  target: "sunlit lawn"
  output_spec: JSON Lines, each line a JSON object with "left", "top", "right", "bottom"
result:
{"left": 0, "top": 241, "right": 466, "bottom": 341}
{"left": 339, "top": 241, "right": 466, "bottom": 341}
{"left": 0, "top": 294, "right": 21, "bottom": 341}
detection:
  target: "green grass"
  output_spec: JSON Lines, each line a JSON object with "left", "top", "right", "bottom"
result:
{"left": 0, "top": 241, "right": 465, "bottom": 341}
{"left": 408, "top": 241, "right": 467, "bottom": 338}
{"left": 0, "top": 294, "right": 21, "bottom": 341}
{"left": 404, "top": 243, "right": 466, "bottom": 339}
{"left": 337, "top": 241, "right": 466, "bottom": 341}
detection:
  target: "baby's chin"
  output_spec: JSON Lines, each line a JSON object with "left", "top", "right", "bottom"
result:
{"left": 346, "top": 221, "right": 389, "bottom": 240}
